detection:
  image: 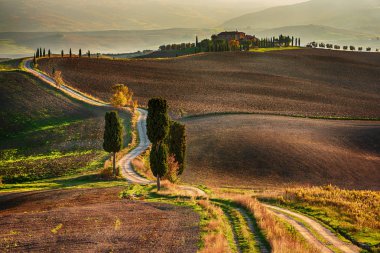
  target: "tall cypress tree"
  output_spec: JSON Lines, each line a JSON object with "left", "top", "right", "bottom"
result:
{"left": 33, "top": 54, "right": 36, "bottom": 65}
{"left": 147, "top": 98, "right": 170, "bottom": 190}
{"left": 36, "top": 48, "right": 39, "bottom": 58}
{"left": 48, "top": 49, "right": 51, "bottom": 58}
{"left": 69, "top": 48, "right": 72, "bottom": 58}
{"left": 39, "top": 48, "right": 42, "bottom": 57}
{"left": 88, "top": 50, "right": 91, "bottom": 58}
{"left": 43, "top": 48, "right": 46, "bottom": 57}
{"left": 79, "top": 49, "right": 82, "bottom": 58}
{"left": 167, "top": 121, "right": 186, "bottom": 175}
{"left": 103, "top": 111, "right": 123, "bottom": 176}
{"left": 61, "top": 50, "right": 64, "bottom": 58}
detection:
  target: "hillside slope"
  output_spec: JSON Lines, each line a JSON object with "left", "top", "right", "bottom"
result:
{"left": 0, "top": 70, "right": 131, "bottom": 183}
{"left": 38, "top": 49, "right": 380, "bottom": 118}
{"left": 223, "top": 0, "right": 380, "bottom": 34}
{"left": 181, "top": 114, "right": 380, "bottom": 190}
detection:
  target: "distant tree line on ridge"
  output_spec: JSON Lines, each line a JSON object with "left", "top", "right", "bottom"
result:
{"left": 307, "top": 42, "right": 379, "bottom": 52}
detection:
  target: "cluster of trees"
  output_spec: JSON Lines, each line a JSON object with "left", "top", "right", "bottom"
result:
{"left": 159, "top": 33, "right": 301, "bottom": 54}
{"left": 159, "top": 43, "right": 196, "bottom": 51}
{"left": 310, "top": 42, "right": 375, "bottom": 52}
{"left": 147, "top": 98, "right": 186, "bottom": 190}
{"left": 258, "top": 35, "right": 301, "bottom": 48}
{"left": 34, "top": 48, "right": 92, "bottom": 60}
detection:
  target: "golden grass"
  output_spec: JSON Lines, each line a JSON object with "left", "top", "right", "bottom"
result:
{"left": 280, "top": 185, "right": 380, "bottom": 230}
{"left": 233, "top": 196, "right": 319, "bottom": 253}
{"left": 198, "top": 199, "right": 231, "bottom": 253}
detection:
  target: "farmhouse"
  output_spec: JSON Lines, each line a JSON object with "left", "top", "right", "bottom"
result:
{"left": 217, "top": 31, "right": 247, "bottom": 41}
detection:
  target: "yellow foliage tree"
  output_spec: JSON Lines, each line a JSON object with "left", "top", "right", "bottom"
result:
{"left": 53, "top": 70, "right": 64, "bottom": 88}
{"left": 111, "top": 84, "right": 133, "bottom": 106}
{"left": 229, "top": 39, "right": 240, "bottom": 51}
{"left": 110, "top": 91, "right": 128, "bottom": 108}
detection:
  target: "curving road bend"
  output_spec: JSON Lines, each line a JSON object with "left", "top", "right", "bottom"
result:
{"left": 23, "top": 58, "right": 205, "bottom": 196}
{"left": 264, "top": 204, "right": 360, "bottom": 253}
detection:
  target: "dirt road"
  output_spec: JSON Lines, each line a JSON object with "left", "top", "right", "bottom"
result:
{"left": 264, "top": 204, "right": 360, "bottom": 253}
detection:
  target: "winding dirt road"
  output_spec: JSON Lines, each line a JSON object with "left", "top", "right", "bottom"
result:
{"left": 23, "top": 58, "right": 360, "bottom": 251}
{"left": 23, "top": 58, "right": 205, "bottom": 197}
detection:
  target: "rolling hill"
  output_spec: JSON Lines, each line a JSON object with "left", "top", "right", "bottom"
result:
{"left": 0, "top": 67, "right": 130, "bottom": 184}
{"left": 223, "top": 0, "right": 380, "bottom": 34}
{"left": 38, "top": 49, "right": 380, "bottom": 118}
{"left": 181, "top": 114, "right": 380, "bottom": 190}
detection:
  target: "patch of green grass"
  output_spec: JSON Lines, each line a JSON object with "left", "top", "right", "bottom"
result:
{"left": 0, "top": 172, "right": 128, "bottom": 192}
{"left": 249, "top": 47, "right": 301, "bottom": 53}
{"left": 213, "top": 199, "right": 259, "bottom": 253}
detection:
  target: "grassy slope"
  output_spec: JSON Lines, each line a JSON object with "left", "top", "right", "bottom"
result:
{"left": 0, "top": 70, "right": 131, "bottom": 186}
{"left": 260, "top": 186, "right": 380, "bottom": 250}
{"left": 38, "top": 49, "right": 380, "bottom": 118}
{"left": 181, "top": 114, "right": 380, "bottom": 190}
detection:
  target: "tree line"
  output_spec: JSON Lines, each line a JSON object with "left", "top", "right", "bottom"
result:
{"left": 308, "top": 42, "right": 378, "bottom": 52}
{"left": 159, "top": 34, "right": 301, "bottom": 54}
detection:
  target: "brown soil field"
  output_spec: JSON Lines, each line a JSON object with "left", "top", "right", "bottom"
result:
{"left": 181, "top": 114, "right": 380, "bottom": 190}
{"left": 38, "top": 49, "right": 380, "bottom": 118}
{"left": 0, "top": 187, "right": 199, "bottom": 252}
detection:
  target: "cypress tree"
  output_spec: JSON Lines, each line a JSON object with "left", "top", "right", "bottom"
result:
{"left": 88, "top": 50, "right": 91, "bottom": 58}
{"left": 48, "top": 49, "right": 51, "bottom": 58}
{"left": 298, "top": 38, "right": 301, "bottom": 47}
{"left": 36, "top": 48, "right": 40, "bottom": 58}
{"left": 61, "top": 50, "right": 64, "bottom": 57}
{"left": 147, "top": 98, "right": 170, "bottom": 190}
{"left": 79, "top": 49, "right": 82, "bottom": 57}
{"left": 69, "top": 48, "right": 72, "bottom": 58}
{"left": 43, "top": 48, "right": 46, "bottom": 57}
{"left": 150, "top": 143, "right": 169, "bottom": 190}
{"left": 167, "top": 121, "right": 186, "bottom": 175}
{"left": 33, "top": 54, "right": 36, "bottom": 65}
{"left": 292, "top": 36, "right": 294, "bottom": 47}
{"left": 103, "top": 111, "right": 123, "bottom": 176}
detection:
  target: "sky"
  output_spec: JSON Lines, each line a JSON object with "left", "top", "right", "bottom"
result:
{"left": 0, "top": 0, "right": 308, "bottom": 32}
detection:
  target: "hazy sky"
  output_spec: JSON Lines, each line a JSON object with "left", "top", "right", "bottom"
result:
{"left": 0, "top": 0, "right": 308, "bottom": 32}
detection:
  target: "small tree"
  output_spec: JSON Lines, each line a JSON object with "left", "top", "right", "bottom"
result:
{"left": 61, "top": 50, "right": 64, "bottom": 57}
{"left": 43, "top": 48, "right": 46, "bottom": 57}
{"left": 69, "top": 48, "right": 72, "bottom": 58}
{"left": 48, "top": 49, "right": 51, "bottom": 58}
{"left": 53, "top": 70, "right": 64, "bottom": 88}
{"left": 110, "top": 84, "right": 133, "bottom": 107}
{"left": 36, "top": 48, "right": 40, "bottom": 58}
{"left": 88, "top": 50, "right": 91, "bottom": 58}
{"left": 79, "top": 49, "right": 82, "bottom": 57}
{"left": 147, "top": 98, "right": 170, "bottom": 190}
{"left": 103, "top": 111, "right": 123, "bottom": 176}
{"left": 33, "top": 54, "right": 36, "bottom": 65}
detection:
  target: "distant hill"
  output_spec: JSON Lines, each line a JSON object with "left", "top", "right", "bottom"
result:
{"left": 223, "top": 0, "right": 380, "bottom": 35}
{"left": 255, "top": 25, "right": 380, "bottom": 47}
{"left": 0, "top": 29, "right": 215, "bottom": 58}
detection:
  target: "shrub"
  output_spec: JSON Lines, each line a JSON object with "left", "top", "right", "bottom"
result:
{"left": 163, "top": 154, "right": 179, "bottom": 183}
{"left": 99, "top": 166, "right": 121, "bottom": 180}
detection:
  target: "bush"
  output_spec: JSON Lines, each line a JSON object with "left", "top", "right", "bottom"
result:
{"left": 119, "top": 184, "right": 151, "bottom": 200}
{"left": 163, "top": 154, "right": 179, "bottom": 183}
{"left": 99, "top": 166, "right": 121, "bottom": 180}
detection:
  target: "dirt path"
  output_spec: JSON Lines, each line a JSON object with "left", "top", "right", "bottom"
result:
{"left": 264, "top": 204, "right": 360, "bottom": 253}
{"left": 23, "top": 58, "right": 205, "bottom": 197}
